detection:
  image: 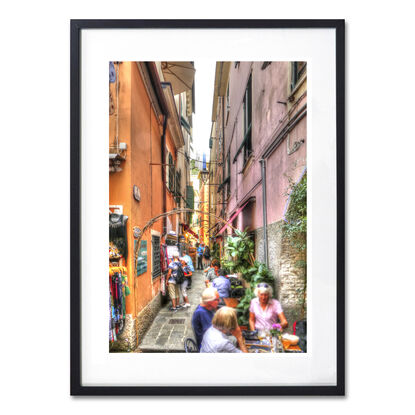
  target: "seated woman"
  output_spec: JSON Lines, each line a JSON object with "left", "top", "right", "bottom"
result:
{"left": 249, "top": 283, "right": 288, "bottom": 332}
{"left": 200, "top": 307, "right": 248, "bottom": 353}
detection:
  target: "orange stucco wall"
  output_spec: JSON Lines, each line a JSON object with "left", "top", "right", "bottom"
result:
{"left": 109, "top": 62, "right": 134, "bottom": 315}
{"left": 109, "top": 62, "right": 173, "bottom": 318}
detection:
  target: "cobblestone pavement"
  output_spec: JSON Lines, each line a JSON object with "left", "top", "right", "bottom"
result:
{"left": 138, "top": 270, "right": 205, "bottom": 352}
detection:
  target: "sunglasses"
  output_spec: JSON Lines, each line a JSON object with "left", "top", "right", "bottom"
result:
{"left": 257, "top": 283, "right": 270, "bottom": 288}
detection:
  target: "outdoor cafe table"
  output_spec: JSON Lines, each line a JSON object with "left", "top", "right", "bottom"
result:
{"left": 244, "top": 338, "right": 303, "bottom": 353}
{"left": 223, "top": 297, "right": 303, "bottom": 353}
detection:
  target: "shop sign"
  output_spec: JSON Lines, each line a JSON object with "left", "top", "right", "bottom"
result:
{"left": 135, "top": 240, "right": 147, "bottom": 276}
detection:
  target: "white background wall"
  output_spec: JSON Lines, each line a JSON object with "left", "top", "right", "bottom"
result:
{"left": 1, "top": 0, "right": 414, "bottom": 413}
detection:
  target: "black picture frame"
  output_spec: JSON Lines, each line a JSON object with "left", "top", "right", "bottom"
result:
{"left": 70, "top": 19, "right": 345, "bottom": 396}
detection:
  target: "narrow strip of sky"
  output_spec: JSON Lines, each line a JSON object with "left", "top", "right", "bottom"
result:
{"left": 192, "top": 60, "right": 216, "bottom": 163}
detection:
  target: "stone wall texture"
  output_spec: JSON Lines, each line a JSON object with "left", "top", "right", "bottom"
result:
{"left": 255, "top": 220, "right": 306, "bottom": 328}
{"left": 110, "top": 293, "right": 162, "bottom": 352}
{"left": 136, "top": 292, "right": 162, "bottom": 345}
{"left": 109, "top": 314, "right": 137, "bottom": 352}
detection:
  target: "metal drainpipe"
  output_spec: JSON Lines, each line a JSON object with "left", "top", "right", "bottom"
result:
{"left": 259, "top": 159, "right": 269, "bottom": 268}
{"left": 161, "top": 114, "right": 168, "bottom": 235}
{"left": 222, "top": 96, "right": 226, "bottom": 225}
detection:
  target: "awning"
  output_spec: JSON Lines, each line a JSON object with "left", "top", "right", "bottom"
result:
{"left": 161, "top": 62, "right": 195, "bottom": 95}
{"left": 216, "top": 200, "right": 250, "bottom": 235}
{"left": 183, "top": 224, "right": 199, "bottom": 240}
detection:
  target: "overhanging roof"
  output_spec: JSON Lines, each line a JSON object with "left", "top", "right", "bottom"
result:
{"left": 211, "top": 62, "right": 231, "bottom": 121}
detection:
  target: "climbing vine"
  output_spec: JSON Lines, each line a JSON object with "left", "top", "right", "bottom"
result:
{"left": 283, "top": 171, "right": 307, "bottom": 319}
{"left": 283, "top": 172, "right": 307, "bottom": 252}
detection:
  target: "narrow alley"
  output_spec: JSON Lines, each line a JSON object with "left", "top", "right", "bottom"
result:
{"left": 109, "top": 60, "right": 308, "bottom": 355}
{"left": 138, "top": 270, "right": 205, "bottom": 352}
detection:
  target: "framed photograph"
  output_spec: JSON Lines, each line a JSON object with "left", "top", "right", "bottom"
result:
{"left": 71, "top": 19, "right": 345, "bottom": 396}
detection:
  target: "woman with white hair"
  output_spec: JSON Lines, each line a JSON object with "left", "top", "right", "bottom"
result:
{"left": 200, "top": 307, "right": 248, "bottom": 353}
{"left": 249, "top": 283, "right": 288, "bottom": 332}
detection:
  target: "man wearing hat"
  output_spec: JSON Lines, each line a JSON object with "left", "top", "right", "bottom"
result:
{"left": 166, "top": 253, "right": 182, "bottom": 311}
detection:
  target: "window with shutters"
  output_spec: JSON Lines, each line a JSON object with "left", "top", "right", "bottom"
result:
{"left": 175, "top": 169, "right": 181, "bottom": 205}
{"left": 167, "top": 152, "right": 175, "bottom": 193}
{"left": 243, "top": 74, "right": 252, "bottom": 164}
{"left": 232, "top": 75, "right": 253, "bottom": 166}
{"left": 152, "top": 234, "right": 161, "bottom": 279}
{"left": 291, "top": 62, "right": 306, "bottom": 91}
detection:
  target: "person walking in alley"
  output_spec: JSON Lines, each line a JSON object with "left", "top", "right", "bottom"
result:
{"left": 182, "top": 248, "right": 194, "bottom": 289}
{"left": 191, "top": 287, "right": 220, "bottom": 350}
{"left": 178, "top": 257, "right": 192, "bottom": 308}
{"left": 166, "top": 253, "right": 184, "bottom": 311}
{"left": 197, "top": 243, "right": 204, "bottom": 270}
{"left": 202, "top": 243, "right": 211, "bottom": 268}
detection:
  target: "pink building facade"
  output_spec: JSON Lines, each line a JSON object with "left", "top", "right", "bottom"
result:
{"left": 210, "top": 61, "right": 307, "bottom": 323}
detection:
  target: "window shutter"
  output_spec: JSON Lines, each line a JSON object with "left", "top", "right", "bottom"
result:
{"left": 151, "top": 235, "right": 161, "bottom": 279}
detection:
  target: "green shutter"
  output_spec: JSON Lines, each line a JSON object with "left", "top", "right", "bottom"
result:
{"left": 186, "top": 185, "right": 194, "bottom": 209}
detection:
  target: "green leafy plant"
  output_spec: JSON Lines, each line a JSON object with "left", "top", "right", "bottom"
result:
{"left": 222, "top": 229, "right": 254, "bottom": 277}
{"left": 283, "top": 172, "right": 307, "bottom": 318}
{"left": 235, "top": 288, "right": 255, "bottom": 326}
{"left": 211, "top": 241, "right": 220, "bottom": 262}
{"left": 222, "top": 229, "right": 274, "bottom": 326}
{"left": 283, "top": 172, "right": 307, "bottom": 252}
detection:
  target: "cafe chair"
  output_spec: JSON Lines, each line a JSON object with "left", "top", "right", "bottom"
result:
{"left": 184, "top": 338, "right": 198, "bottom": 353}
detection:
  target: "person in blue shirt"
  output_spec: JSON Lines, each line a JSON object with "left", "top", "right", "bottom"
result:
{"left": 196, "top": 243, "right": 204, "bottom": 270}
{"left": 179, "top": 257, "right": 192, "bottom": 308}
{"left": 191, "top": 287, "right": 220, "bottom": 350}
{"left": 182, "top": 248, "right": 194, "bottom": 289}
{"left": 166, "top": 253, "right": 182, "bottom": 311}
{"left": 212, "top": 269, "right": 231, "bottom": 298}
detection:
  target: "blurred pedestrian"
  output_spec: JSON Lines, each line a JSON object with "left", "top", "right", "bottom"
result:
{"left": 178, "top": 257, "right": 192, "bottom": 308}
{"left": 197, "top": 243, "right": 204, "bottom": 270}
{"left": 166, "top": 253, "right": 183, "bottom": 311}
{"left": 202, "top": 244, "right": 211, "bottom": 268}
{"left": 182, "top": 248, "right": 194, "bottom": 289}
